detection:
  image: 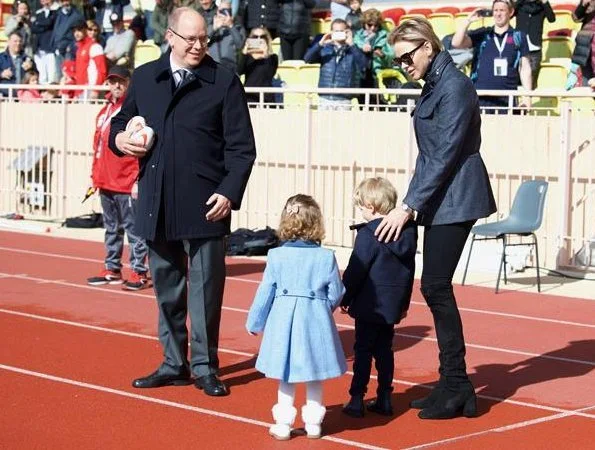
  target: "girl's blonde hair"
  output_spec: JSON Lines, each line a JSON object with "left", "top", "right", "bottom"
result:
{"left": 388, "top": 17, "right": 443, "bottom": 55}
{"left": 353, "top": 177, "right": 397, "bottom": 215}
{"left": 277, "top": 194, "right": 325, "bottom": 243}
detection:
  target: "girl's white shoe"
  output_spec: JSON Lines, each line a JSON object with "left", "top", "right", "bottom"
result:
{"left": 301, "top": 404, "right": 327, "bottom": 439}
{"left": 269, "top": 404, "right": 297, "bottom": 440}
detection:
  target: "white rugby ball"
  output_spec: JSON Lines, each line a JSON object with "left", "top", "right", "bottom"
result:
{"left": 131, "top": 126, "right": 155, "bottom": 150}
{"left": 126, "top": 116, "right": 155, "bottom": 150}
{"left": 126, "top": 116, "right": 146, "bottom": 133}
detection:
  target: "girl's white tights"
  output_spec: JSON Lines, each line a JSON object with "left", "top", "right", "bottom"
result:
{"left": 278, "top": 380, "right": 322, "bottom": 407}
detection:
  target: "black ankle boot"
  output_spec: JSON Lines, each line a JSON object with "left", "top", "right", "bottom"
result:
{"left": 418, "top": 388, "right": 477, "bottom": 420}
{"left": 366, "top": 390, "right": 393, "bottom": 416}
{"left": 410, "top": 380, "right": 447, "bottom": 409}
{"left": 342, "top": 395, "right": 365, "bottom": 418}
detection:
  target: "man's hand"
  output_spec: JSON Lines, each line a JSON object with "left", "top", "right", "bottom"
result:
{"left": 362, "top": 43, "right": 372, "bottom": 53}
{"left": 346, "top": 29, "right": 354, "bottom": 46}
{"left": 319, "top": 33, "right": 332, "bottom": 46}
{"left": 467, "top": 8, "right": 483, "bottom": 25}
{"left": 115, "top": 130, "right": 148, "bottom": 158}
{"left": 1, "top": 68, "right": 12, "bottom": 79}
{"left": 206, "top": 193, "right": 231, "bottom": 221}
{"left": 374, "top": 207, "right": 412, "bottom": 242}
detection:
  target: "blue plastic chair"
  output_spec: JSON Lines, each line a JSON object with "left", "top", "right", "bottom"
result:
{"left": 461, "top": 180, "right": 549, "bottom": 293}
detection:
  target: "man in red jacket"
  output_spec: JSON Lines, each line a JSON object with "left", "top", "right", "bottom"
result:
{"left": 87, "top": 65, "right": 149, "bottom": 290}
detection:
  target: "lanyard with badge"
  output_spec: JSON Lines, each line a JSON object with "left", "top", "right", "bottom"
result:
{"left": 493, "top": 32, "right": 508, "bottom": 77}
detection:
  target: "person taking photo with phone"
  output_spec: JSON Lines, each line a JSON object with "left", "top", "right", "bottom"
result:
{"left": 304, "top": 18, "right": 366, "bottom": 110}
{"left": 452, "top": 0, "right": 533, "bottom": 113}
{"left": 238, "top": 26, "right": 278, "bottom": 104}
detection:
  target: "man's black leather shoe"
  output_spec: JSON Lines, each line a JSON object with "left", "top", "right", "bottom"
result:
{"left": 132, "top": 370, "right": 192, "bottom": 388}
{"left": 195, "top": 374, "right": 229, "bottom": 396}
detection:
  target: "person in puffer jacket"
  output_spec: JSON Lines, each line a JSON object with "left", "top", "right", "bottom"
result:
{"left": 278, "top": 0, "right": 316, "bottom": 60}
{"left": 304, "top": 18, "right": 366, "bottom": 109}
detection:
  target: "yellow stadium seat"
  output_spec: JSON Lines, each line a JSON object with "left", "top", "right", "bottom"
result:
{"left": 383, "top": 18, "right": 395, "bottom": 32}
{"left": 271, "top": 37, "right": 281, "bottom": 57}
{"left": 298, "top": 63, "right": 320, "bottom": 88}
{"left": 376, "top": 68, "right": 409, "bottom": 104}
{"left": 428, "top": 13, "right": 455, "bottom": 39}
{"left": 134, "top": 42, "right": 161, "bottom": 68}
{"left": 398, "top": 14, "right": 425, "bottom": 25}
{"left": 543, "top": 10, "right": 580, "bottom": 36}
{"left": 532, "top": 63, "right": 569, "bottom": 113}
{"left": 311, "top": 18, "right": 325, "bottom": 36}
{"left": 541, "top": 37, "right": 574, "bottom": 61}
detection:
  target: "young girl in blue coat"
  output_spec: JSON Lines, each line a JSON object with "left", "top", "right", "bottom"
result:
{"left": 246, "top": 194, "right": 347, "bottom": 441}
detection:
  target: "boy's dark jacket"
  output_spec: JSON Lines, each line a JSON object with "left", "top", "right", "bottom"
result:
{"left": 341, "top": 218, "right": 417, "bottom": 324}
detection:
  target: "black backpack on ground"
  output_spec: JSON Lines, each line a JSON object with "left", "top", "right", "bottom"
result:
{"left": 62, "top": 212, "right": 103, "bottom": 228}
{"left": 225, "top": 227, "right": 279, "bottom": 256}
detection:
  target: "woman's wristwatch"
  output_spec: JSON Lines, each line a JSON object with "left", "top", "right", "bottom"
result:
{"left": 402, "top": 203, "right": 417, "bottom": 220}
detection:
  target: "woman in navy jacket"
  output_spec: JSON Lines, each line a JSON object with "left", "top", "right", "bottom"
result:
{"left": 376, "top": 18, "right": 497, "bottom": 420}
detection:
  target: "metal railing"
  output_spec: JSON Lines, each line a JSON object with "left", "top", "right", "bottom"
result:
{"left": 0, "top": 85, "right": 593, "bottom": 270}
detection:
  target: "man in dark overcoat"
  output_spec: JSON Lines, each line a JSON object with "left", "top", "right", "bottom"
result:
{"left": 109, "top": 6, "right": 256, "bottom": 396}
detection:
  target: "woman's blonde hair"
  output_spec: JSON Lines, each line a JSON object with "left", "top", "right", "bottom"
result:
{"left": 388, "top": 17, "right": 442, "bottom": 54}
{"left": 353, "top": 177, "right": 397, "bottom": 215}
{"left": 277, "top": 194, "right": 325, "bottom": 243}
{"left": 362, "top": 8, "right": 383, "bottom": 28}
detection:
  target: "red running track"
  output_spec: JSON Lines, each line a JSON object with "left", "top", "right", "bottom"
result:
{"left": 0, "top": 231, "right": 593, "bottom": 449}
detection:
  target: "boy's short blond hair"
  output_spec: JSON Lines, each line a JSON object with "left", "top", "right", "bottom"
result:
{"left": 353, "top": 177, "right": 398, "bottom": 215}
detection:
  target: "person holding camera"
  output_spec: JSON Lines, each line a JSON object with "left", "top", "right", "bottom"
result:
{"left": 200, "top": 0, "right": 246, "bottom": 72}
{"left": 238, "top": 26, "right": 278, "bottom": 104}
{"left": 514, "top": 0, "right": 555, "bottom": 86}
{"left": 452, "top": 0, "right": 532, "bottom": 113}
{"left": 5, "top": 1, "right": 33, "bottom": 57}
{"left": 304, "top": 18, "right": 366, "bottom": 110}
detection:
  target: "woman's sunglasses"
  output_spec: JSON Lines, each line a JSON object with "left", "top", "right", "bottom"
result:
{"left": 393, "top": 42, "right": 425, "bottom": 67}
{"left": 250, "top": 34, "right": 267, "bottom": 39}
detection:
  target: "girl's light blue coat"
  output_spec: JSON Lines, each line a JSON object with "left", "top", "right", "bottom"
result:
{"left": 246, "top": 241, "right": 347, "bottom": 383}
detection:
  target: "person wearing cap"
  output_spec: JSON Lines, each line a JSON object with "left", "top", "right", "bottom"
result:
{"left": 105, "top": 11, "right": 137, "bottom": 68}
{"left": 73, "top": 20, "right": 107, "bottom": 98}
{"left": 109, "top": 7, "right": 256, "bottom": 397}
{"left": 88, "top": 65, "right": 149, "bottom": 290}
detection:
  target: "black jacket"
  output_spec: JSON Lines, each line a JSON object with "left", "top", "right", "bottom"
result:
{"left": 571, "top": 1, "right": 595, "bottom": 70}
{"left": 278, "top": 0, "right": 316, "bottom": 37}
{"left": 30, "top": 8, "right": 56, "bottom": 53}
{"left": 405, "top": 51, "right": 497, "bottom": 225}
{"left": 109, "top": 53, "right": 256, "bottom": 241}
{"left": 238, "top": 0, "right": 280, "bottom": 33}
{"left": 341, "top": 219, "right": 417, "bottom": 325}
{"left": 514, "top": 0, "right": 555, "bottom": 48}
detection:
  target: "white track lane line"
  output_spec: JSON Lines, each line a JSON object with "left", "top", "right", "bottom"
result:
{"left": 0, "top": 245, "right": 594, "bottom": 329}
{"left": 0, "top": 363, "right": 387, "bottom": 450}
{"left": 1, "top": 308, "right": 594, "bottom": 420}
{"left": 402, "top": 403, "right": 595, "bottom": 450}
{"left": 1, "top": 272, "right": 594, "bottom": 367}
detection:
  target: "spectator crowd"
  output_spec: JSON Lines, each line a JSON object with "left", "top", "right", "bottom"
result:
{"left": 0, "top": 0, "right": 594, "bottom": 105}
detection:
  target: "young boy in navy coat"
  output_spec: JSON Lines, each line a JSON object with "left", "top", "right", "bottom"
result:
{"left": 341, "top": 177, "right": 418, "bottom": 417}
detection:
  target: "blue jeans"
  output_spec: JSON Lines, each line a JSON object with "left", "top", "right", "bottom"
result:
{"left": 100, "top": 189, "right": 148, "bottom": 274}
